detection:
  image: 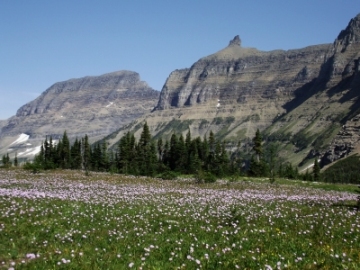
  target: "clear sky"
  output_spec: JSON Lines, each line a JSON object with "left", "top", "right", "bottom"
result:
{"left": 0, "top": 1, "right": 359, "bottom": 120}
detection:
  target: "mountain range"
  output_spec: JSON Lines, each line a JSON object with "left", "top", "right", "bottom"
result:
{"left": 1, "top": 13, "right": 360, "bottom": 170}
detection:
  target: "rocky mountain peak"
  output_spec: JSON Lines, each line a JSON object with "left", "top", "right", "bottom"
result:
{"left": 15, "top": 71, "right": 155, "bottom": 117}
{"left": 322, "top": 14, "right": 360, "bottom": 83}
{"left": 336, "top": 13, "right": 360, "bottom": 45}
{"left": 0, "top": 70, "right": 160, "bottom": 159}
{"left": 228, "top": 35, "right": 241, "bottom": 47}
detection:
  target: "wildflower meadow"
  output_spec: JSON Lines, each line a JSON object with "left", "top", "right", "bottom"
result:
{"left": 0, "top": 169, "right": 359, "bottom": 269}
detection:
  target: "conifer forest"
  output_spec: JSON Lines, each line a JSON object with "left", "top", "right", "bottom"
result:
{"left": 5, "top": 122, "right": 358, "bottom": 184}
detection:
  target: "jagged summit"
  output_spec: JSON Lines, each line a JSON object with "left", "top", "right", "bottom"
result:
{"left": 336, "top": 13, "right": 360, "bottom": 44}
{"left": 201, "top": 35, "right": 261, "bottom": 63}
{"left": 228, "top": 35, "right": 241, "bottom": 47}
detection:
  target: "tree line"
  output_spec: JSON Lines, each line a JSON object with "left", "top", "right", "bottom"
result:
{"left": 1, "top": 153, "right": 17, "bottom": 168}
{"left": 23, "top": 123, "right": 232, "bottom": 179}
{"left": 1, "top": 123, "right": 348, "bottom": 183}
{"left": 26, "top": 131, "right": 94, "bottom": 172}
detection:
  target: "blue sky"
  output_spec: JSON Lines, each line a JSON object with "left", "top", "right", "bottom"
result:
{"left": 0, "top": 1, "right": 359, "bottom": 120}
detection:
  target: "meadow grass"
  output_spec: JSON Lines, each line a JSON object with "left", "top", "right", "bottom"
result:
{"left": 0, "top": 169, "right": 359, "bottom": 269}
{"left": 226, "top": 175, "right": 359, "bottom": 194}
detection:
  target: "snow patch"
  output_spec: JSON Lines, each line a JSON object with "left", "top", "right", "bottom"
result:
{"left": 106, "top": 102, "right": 114, "bottom": 108}
{"left": 10, "top": 133, "right": 30, "bottom": 146}
{"left": 51, "top": 140, "right": 58, "bottom": 146}
{"left": 18, "top": 145, "right": 42, "bottom": 157}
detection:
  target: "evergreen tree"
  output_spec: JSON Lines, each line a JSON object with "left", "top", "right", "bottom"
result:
{"left": 252, "top": 129, "right": 263, "bottom": 162}
{"left": 108, "top": 151, "right": 117, "bottom": 173}
{"left": 199, "top": 136, "right": 209, "bottom": 165}
{"left": 313, "top": 158, "right": 320, "bottom": 181}
{"left": 219, "top": 141, "right": 230, "bottom": 176}
{"left": 284, "top": 162, "right": 295, "bottom": 179}
{"left": 264, "top": 142, "right": 280, "bottom": 182}
{"left": 229, "top": 141, "right": 243, "bottom": 176}
{"left": 357, "top": 185, "right": 360, "bottom": 211}
{"left": 59, "top": 131, "right": 71, "bottom": 169}
{"left": 302, "top": 169, "right": 313, "bottom": 181}
{"left": 129, "top": 133, "right": 137, "bottom": 172}
{"left": 91, "top": 143, "right": 102, "bottom": 171}
{"left": 49, "top": 136, "right": 55, "bottom": 165}
{"left": 187, "top": 140, "right": 201, "bottom": 174}
{"left": 100, "top": 141, "right": 109, "bottom": 171}
{"left": 34, "top": 143, "right": 45, "bottom": 168}
{"left": 157, "top": 138, "right": 163, "bottom": 162}
{"left": 184, "top": 130, "right": 196, "bottom": 173}
{"left": 70, "top": 138, "right": 82, "bottom": 169}
{"left": 137, "top": 122, "right": 157, "bottom": 176}
{"left": 147, "top": 141, "right": 158, "bottom": 176}
{"left": 43, "top": 137, "right": 49, "bottom": 161}
{"left": 205, "top": 131, "right": 216, "bottom": 172}
{"left": 117, "top": 135, "right": 127, "bottom": 173}
{"left": 185, "top": 129, "right": 192, "bottom": 154}
{"left": 6, "top": 153, "right": 11, "bottom": 167}
{"left": 2, "top": 154, "right": 11, "bottom": 167}
{"left": 82, "top": 135, "right": 91, "bottom": 171}
{"left": 208, "top": 131, "right": 216, "bottom": 152}
{"left": 212, "top": 141, "right": 223, "bottom": 176}
{"left": 169, "top": 134, "right": 179, "bottom": 171}
{"left": 248, "top": 156, "right": 264, "bottom": 177}
{"left": 14, "top": 153, "right": 18, "bottom": 167}
{"left": 54, "top": 138, "right": 62, "bottom": 168}
{"left": 52, "top": 136, "right": 59, "bottom": 168}
{"left": 43, "top": 136, "right": 54, "bottom": 169}
{"left": 278, "top": 163, "right": 284, "bottom": 178}
{"left": 118, "top": 132, "right": 135, "bottom": 174}
{"left": 139, "top": 122, "right": 151, "bottom": 146}
{"left": 162, "top": 140, "right": 170, "bottom": 169}
{"left": 248, "top": 129, "right": 267, "bottom": 177}
{"left": 176, "top": 134, "right": 187, "bottom": 172}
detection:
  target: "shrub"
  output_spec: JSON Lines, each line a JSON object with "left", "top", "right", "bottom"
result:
{"left": 23, "top": 162, "right": 41, "bottom": 174}
{"left": 158, "top": 171, "right": 178, "bottom": 180}
{"left": 195, "top": 170, "right": 217, "bottom": 183}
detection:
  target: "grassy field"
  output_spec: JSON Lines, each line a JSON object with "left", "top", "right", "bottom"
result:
{"left": 0, "top": 169, "right": 359, "bottom": 269}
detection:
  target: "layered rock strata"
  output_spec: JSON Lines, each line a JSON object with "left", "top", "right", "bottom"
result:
{"left": 0, "top": 71, "right": 159, "bottom": 159}
{"left": 106, "top": 14, "right": 360, "bottom": 170}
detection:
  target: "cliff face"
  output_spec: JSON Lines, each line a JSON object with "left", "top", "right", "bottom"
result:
{"left": 313, "top": 14, "right": 360, "bottom": 166}
{"left": 0, "top": 71, "right": 159, "bottom": 159}
{"left": 146, "top": 36, "right": 331, "bottom": 150}
{"left": 155, "top": 14, "right": 360, "bottom": 114}
{"left": 155, "top": 35, "right": 329, "bottom": 111}
{"left": 105, "top": 14, "right": 360, "bottom": 170}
